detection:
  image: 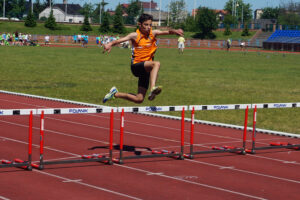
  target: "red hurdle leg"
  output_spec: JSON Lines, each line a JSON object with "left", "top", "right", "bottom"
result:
{"left": 27, "top": 111, "right": 33, "bottom": 171}
{"left": 189, "top": 107, "right": 195, "bottom": 158}
{"left": 39, "top": 111, "right": 45, "bottom": 169}
{"left": 242, "top": 106, "right": 249, "bottom": 155}
{"left": 179, "top": 107, "right": 185, "bottom": 160}
{"left": 119, "top": 109, "right": 124, "bottom": 164}
{"left": 251, "top": 105, "right": 257, "bottom": 154}
{"left": 109, "top": 109, "right": 114, "bottom": 165}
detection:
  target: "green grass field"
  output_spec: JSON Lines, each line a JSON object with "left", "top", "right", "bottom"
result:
{"left": 0, "top": 45, "right": 299, "bottom": 133}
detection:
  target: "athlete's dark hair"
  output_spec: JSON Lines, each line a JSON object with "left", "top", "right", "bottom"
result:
{"left": 138, "top": 13, "right": 153, "bottom": 24}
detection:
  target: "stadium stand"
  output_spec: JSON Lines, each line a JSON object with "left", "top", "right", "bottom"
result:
{"left": 263, "top": 30, "right": 300, "bottom": 52}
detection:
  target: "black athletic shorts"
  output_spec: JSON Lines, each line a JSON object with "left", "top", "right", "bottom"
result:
{"left": 131, "top": 62, "right": 150, "bottom": 89}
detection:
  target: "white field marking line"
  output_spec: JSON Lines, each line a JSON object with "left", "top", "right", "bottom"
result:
{"left": 116, "top": 164, "right": 267, "bottom": 200}
{"left": 0, "top": 98, "right": 47, "bottom": 108}
{"left": 0, "top": 136, "right": 79, "bottom": 157}
{"left": 0, "top": 196, "right": 10, "bottom": 200}
{"left": 186, "top": 159, "right": 300, "bottom": 184}
{"left": 62, "top": 179, "right": 82, "bottom": 183}
{"left": 247, "top": 154, "right": 300, "bottom": 165}
{"left": 2, "top": 126, "right": 298, "bottom": 192}
{"left": 33, "top": 170, "right": 142, "bottom": 200}
{"left": 0, "top": 119, "right": 109, "bottom": 145}
{"left": 153, "top": 136, "right": 291, "bottom": 150}
{"left": 2, "top": 116, "right": 299, "bottom": 167}
{"left": 4, "top": 116, "right": 298, "bottom": 166}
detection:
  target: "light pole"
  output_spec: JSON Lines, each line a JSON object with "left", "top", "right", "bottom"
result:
{"left": 99, "top": 2, "right": 101, "bottom": 24}
{"left": 150, "top": 0, "right": 151, "bottom": 15}
{"left": 158, "top": 0, "right": 161, "bottom": 26}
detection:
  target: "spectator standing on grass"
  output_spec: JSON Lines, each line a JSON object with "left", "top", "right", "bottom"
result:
{"left": 240, "top": 40, "right": 246, "bottom": 51}
{"left": 226, "top": 38, "right": 231, "bottom": 51}
{"left": 73, "top": 34, "right": 77, "bottom": 44}
{"left": 177, "top": 35, "right": 185, "bottom": 54}
{"left": 77, "top": 34, "right": 81, "bottom": 43}
{"left": 102, "top": 13, "right": 183, "bottom": 104}
{"left": 45, "top": 34, "right": 50, "bottom": 46}
{"left": 83, "top": 34, "right": 88, "bottom": 48}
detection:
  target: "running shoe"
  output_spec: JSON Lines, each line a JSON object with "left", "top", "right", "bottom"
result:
{"left": 103, "top": 86, "right": 118, "bottom": 103}
{"left": 148, "top": 86, "right": 162, "bottom": 101}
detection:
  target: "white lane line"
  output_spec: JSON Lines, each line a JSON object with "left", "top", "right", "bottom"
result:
{"left": 0, "top": 119, "right": 109, "bottom": 145}
{"left": 248, "top": 154, "right": 300, "bottom": 165}
{"left": 116, "top": 164, "right": 267, "bottom": 200}
{"left": 186, "top": 159, "right": 300, "bottom": 184}
{"left": 1, "top": 129, "right": 298, "bottom": 199}
{"left": 34, "top": 170, "right": 142, "bottom": 200}
{"left": 0, "top": 196, "right": 10, "bottom": 200}
{"left": 62, "top": 179, "right": 82, "bottom": 183}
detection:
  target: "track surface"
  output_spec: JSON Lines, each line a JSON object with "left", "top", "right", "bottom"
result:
{"left": 0, "top": 92, "right": 299, "bottom": 200}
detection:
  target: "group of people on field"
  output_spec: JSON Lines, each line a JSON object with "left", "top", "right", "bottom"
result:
{"left": 0, "top": 31, "right": 32, "bottom": 46}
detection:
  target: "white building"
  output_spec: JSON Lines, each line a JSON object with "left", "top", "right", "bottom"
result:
{"left": 39, "top": 4, "right": 86, "bottom": 23}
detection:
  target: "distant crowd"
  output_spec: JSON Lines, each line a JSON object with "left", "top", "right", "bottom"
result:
{"left": 72, "top": 34, "right": 130, "bottom": 48}
{"left": 0, "top": 31, "right": 35, "bottom": 46}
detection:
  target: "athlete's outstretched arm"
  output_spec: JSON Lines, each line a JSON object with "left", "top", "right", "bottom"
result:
{"left": 103, "top": 32, "right": 137, "bottom": 53}
{"left": 153, "top": 29, "right": 184, "bottom": 37}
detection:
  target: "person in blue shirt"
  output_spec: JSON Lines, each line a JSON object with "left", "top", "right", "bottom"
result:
{"left": 82, "top": 34, "right": 88, "bottom": 48}
{"left": 73, "top": 34, "right": 77, "bottom": 44}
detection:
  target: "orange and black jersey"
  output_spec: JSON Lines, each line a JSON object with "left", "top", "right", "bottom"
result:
{"left": 131, "top": 28, "right": 157, "bottom": 64}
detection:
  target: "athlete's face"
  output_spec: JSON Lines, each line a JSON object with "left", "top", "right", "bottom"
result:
{"left": 140, "top": 20, "right": 152, "bottom": 34}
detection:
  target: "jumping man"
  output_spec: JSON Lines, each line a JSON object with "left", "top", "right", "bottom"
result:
{"left": 102, "top": 14, "right": 183, "bottom": 104}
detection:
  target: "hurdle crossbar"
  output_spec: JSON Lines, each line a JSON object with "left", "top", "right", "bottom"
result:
{"left": 114, "top": 107, "right": 186, "bottom": 164}
{"left": 185, "top": 106, "right": 249, "bottom": 159}
{"left": 0, "top": 111, "right": 33, "bottom": 170}
{"left": 247, "top": 106, "right": 300, "bottom": 154}
{"left": 32, "top": 109, "right": 115, "bottom": 170}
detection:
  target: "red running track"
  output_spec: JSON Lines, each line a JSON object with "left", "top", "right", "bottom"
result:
{"left": 0, "top": 92, "right": 299, "bottom": 200}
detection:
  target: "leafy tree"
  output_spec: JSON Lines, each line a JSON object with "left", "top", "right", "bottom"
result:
{"left": 80, "top": 3, "right": 94, "bottom": 17}
{"left": 112, "top": 4, "right": 125, "bottom": 34}
{"left": 223, "top": 14, "right": 233, "bottom": 35}
{"left": 125, "top": 0, "right": 142, "bottom": 25}
{"left": 169, "top": 0, "right": 187, "bottom": 27}
{"left": 2, "top": 0, "right": 26, "bottom": 19}
{"left": 24, "top": 8, "right": 36, "bottom": 27}
{"left": 224, "top": 25, "right": 231, "bottom": 36}
{"left": 99, "top": 11, "right": 110, "bottom": 33}
{"left": 277, "top": 1, "right": 300, "bottom": 27}
{"left": 194, "top": 7, "right": 218, "bottom": 39}
{"left": 261, "top": 7, "right": 280, "bottom": 19}
{"left": 44, "top": 9, "right": 57, "bottom": 30}
{"left": 34, "top": 0, "right": 47, "bottom": 20}
{"left": 241, "top": 23, "right": 250, "bottom": 36}
{"left": 224, "top": 0, "right": 252, "bottom": 25}
{"left": 184, "top": 15, "right": 196, "bottom": 32}
{"left": 278, "top": 12, "right": 300, "bottom": 27}
{"left": 80, "top": 14, "right": 93, "bottom": 32}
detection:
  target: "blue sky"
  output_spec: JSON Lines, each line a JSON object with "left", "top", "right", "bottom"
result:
{"left": 62, "top": 0, "right": 300, "bottom": 12}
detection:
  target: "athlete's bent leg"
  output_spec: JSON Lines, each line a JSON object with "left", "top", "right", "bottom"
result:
{"left": 114, "top": 87, "right": 147, "bottom": 104}
{"left": 144, "top": 61, "right": 160, "bottom": 90}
